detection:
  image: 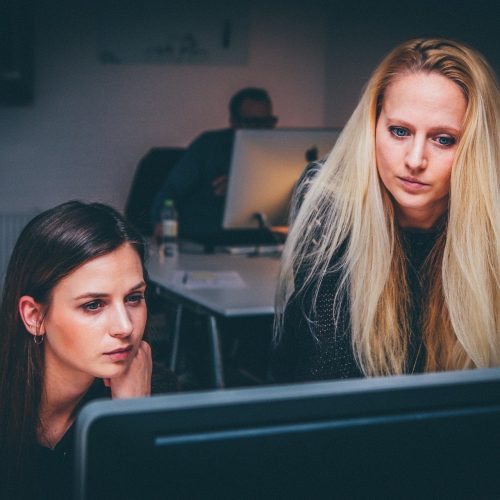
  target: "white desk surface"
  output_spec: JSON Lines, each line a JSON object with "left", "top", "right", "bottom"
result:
{"left": 147, "top": 251, "right": 281, "bottom": 317}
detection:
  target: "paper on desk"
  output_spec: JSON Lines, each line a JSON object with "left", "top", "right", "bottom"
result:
{"left": 173, "top": 270, "right": 246, "bottom": 289}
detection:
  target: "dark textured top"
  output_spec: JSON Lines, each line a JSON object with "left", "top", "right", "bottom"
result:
{"left": 270, "top": 163, "right": 442, "bottom": 383}
{"left": 18, "top": 363, "right": 178, "bottom": 500}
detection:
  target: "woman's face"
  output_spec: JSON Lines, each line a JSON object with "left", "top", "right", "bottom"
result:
{"left": 40, "top": 243, "right": 147, "bottom": 385}
{"left": 375, "top": 71, "right": 467, "bottom": 229}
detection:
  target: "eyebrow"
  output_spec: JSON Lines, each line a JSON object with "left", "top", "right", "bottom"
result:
{"left": 384, "top": 117, "right": 462, "bottom": 135}
{"left": 73, "top": 281, "right": 147, "bottom": 301}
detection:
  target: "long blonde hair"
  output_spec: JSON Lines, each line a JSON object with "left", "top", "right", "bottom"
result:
{"left": 275, "top": 38, "right": 500, "bottom": 376}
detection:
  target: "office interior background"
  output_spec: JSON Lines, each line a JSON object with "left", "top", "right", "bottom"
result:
{"left": 2, "top": 4, "right": 500, "bottom": 494}
{"left": 0, "top": 0, "right": 499, "bottom": 217}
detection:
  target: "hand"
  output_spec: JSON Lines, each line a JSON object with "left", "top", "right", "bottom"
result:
{"left": 212, "top": 175, "right": 228, "bottom": 197}
{"left": 105, "top": 341, "right": 152, "bottom": 399}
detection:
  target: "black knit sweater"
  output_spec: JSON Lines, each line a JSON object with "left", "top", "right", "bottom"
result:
{"left": 10, "top": 363, "right": 178, "bottom": 500}
{"left": 270, "top": 164, "right": 442, "bottom": 383}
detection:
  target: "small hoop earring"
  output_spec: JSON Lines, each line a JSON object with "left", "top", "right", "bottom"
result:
{"left": 33, "top": 334, "right": 45, "bottom": 345}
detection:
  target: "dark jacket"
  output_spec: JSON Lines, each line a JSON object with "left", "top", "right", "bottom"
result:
{"left": 152, "top": 128, "right": 235, "bottom": 238}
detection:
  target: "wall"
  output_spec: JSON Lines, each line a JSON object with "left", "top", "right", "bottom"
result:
{"left": 0, "top": 0, "right": 328, "bottom": 213}
{"left": 2, "top": 0, "right": 498, "bottom": 214}
{"left": 324, "top": 0, "right": 500, "bottom": 127}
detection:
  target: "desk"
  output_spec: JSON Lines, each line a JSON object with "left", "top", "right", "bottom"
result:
{"left": 147, "top": 251, "right": 281, "bottom": 388}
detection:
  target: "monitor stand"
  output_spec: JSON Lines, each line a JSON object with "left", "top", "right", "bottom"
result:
{"left": 242, "top": 212, "right": 284, "bottom": 256}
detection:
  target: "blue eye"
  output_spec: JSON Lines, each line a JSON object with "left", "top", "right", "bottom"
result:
{"left": 436, "top": 136, "right": 456, "bottom": 146}
{"left": 390, "top": 126, "right": 408, "bottom": 138}
{"left": 83, "top": 300, "right": 103, "bottom": 312}
{"left": 126, "top": 294, "right": 145, "bottom": 305}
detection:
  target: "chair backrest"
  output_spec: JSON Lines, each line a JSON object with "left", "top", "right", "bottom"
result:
{"left": 125, "top": 147, "right": 185, "bottom": 236}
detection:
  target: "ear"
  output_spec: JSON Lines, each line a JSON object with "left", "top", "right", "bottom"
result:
{"left": 18, "top": 295, "right": 46, "bottom": 337}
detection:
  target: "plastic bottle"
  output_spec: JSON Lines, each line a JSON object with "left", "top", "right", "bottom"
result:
{"left": 160, "top": 199, "right": 178, "bottom": 257}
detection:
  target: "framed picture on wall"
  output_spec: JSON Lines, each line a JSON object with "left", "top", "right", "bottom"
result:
{"left": 98, "top": 0, "right": 250, "bottom": 65}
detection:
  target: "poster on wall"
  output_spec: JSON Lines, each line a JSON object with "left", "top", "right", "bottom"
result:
{"left": 98, "top": 0, "right": 250, "bottom": 65}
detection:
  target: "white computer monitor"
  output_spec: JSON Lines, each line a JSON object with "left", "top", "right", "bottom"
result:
{"left": 222, "top": 128, "right": 341, "bottom": 230}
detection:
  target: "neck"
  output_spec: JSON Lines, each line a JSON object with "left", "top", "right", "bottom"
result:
{"left": 38, "top": 359, "right": 95, "bottom": 448}
{"left": 396, "top": 203, "right": 448, "bottom": 231}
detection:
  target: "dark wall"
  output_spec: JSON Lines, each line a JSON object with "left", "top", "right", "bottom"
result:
{"left": 325, "top": 0, "right": 500, "bottom": 125}
{"left": 0, "top": 0, "right": 34, "bottom": 105}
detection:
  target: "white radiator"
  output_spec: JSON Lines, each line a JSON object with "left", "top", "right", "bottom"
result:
{"left": 0, "top": 212, "right": 37, "bottom": 293}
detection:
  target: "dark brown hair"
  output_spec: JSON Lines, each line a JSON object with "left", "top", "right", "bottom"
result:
{"left": 0, "top": 201, "right": 146, "bottom": 495}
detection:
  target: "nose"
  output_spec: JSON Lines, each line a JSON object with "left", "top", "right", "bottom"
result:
{"left": 109, "top": 303, "right": 133, "bottom": 338}
{"left": 405, "top": 136, "right": 427, "bottom": 170}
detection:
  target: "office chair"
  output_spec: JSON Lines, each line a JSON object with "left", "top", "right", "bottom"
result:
{"left": 125, "top": 147, "right": 185, "bottom": 236}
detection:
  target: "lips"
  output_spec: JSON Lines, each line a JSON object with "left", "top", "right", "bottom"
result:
{"left": 104, "top": 345, "right": 133, "bottom": 355}
{"left": 397, "top": 176, "right": 429, "bottom": 191}
{"left": 398, "top": 176, "right": 428, "bottom": 186}
{"left": 104, "top": 345, "right": 133, "bottom": 361}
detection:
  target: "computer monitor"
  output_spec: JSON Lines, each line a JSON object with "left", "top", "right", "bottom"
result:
{"left": 75, "top": 368, "right": 500, "bottom": 500}
{"left": 222, "top": 128, "right": 340, "bottom": 230}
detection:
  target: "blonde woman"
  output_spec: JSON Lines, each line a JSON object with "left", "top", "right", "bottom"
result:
{"left": 272, "top": 38, "right": 500, "bottom": 382}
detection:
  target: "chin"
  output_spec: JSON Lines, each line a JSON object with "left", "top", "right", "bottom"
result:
{"left": 393, "top": 193, "right": 430, "bottom": 211}
{"left": 97, "top": 363, "right": 131, "bottom": 380}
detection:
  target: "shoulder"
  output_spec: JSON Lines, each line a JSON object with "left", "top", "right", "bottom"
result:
{"left": 301, "top": 159, "right": 324, "bottom": 182}
{"left": 191, "top": 128, "right": 234, "bottom": 147}
{"left": 296, "top": 159, "right": 324, "bottom": 193}
{"left": 291, "top": 159, "right": 325, "bottom": 217}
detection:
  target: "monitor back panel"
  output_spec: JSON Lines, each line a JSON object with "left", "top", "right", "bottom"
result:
{"left": 223, "top": 128, "right": 340, "bottom": 229}
{"left": 75, "top": 369, "right": 500, "bottom": 500}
